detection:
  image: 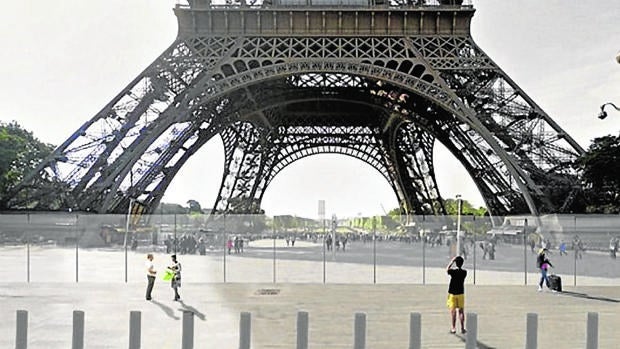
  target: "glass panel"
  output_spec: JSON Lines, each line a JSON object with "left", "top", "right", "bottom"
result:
{"left": 0, "top": 214, "right": 29, "bottom": 282}
{"left": 27, "top": 212, "right": 76, "bottom": 282}
{"left": 271, "top": 215, "right": 324, "bottom": 283}
{"left": 223, "top": 214, "right": 273, "bottom": 283}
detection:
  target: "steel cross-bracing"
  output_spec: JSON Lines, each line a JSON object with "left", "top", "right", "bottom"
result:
{"left": 7, "top": 1, "right": 584, "bottom": 218}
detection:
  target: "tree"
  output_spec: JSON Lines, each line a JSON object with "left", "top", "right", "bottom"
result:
{"left": 443, "top": 198, "right": 487, "bottom": 216}
{"left": 0, "top": 121, "right": 55, "bottom": 208}
{"left": 186, "top": 199, "right": 202, "bottom": 214}
{"left": 577, "top": 133, "right": 620, "bottom": 213}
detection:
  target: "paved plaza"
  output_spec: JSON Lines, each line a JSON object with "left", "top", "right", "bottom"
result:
{"left": 1, "top": 241, "right": 620, "bottom": 348}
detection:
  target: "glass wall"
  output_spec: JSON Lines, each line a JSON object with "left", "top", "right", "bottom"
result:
{"left": 1, "top": 212, "right": 619, "bottom": 286}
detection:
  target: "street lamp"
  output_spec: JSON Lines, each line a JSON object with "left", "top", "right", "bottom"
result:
{"left": 598, "top": 102, "right": 620, "bottom": 120}
{"left": 456, "top": 194, "right": 462, "bottom": 257}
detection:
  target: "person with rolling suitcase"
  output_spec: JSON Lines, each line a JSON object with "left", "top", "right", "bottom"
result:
{"left": 537, "top": 248, "right": 556, "bottom": 292}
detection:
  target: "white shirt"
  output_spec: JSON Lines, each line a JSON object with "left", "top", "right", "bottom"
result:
{"left": 146, "top": 260, "right": 156, "bottom": 276}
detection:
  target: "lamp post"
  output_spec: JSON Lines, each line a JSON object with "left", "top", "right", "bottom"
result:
{"left": 456, "top": 194, "right": 462, "bottom": 257}
{"left": 597, "top": 102, "right": 620, "bottom": 120}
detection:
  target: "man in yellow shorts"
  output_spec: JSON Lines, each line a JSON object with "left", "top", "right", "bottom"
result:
{"left": 446, "top": 255, "right": 467, "bottom": 334}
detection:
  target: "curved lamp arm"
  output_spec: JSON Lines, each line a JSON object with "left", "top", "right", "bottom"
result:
{"left": 598, "top": 102, "right": 620, "bottom": 120}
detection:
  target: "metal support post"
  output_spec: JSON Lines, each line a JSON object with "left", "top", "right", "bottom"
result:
{"left": 16, "top": 310, "right": 28, "bottom": 349}
{"left": 408, "top": 312, "right": 421, "bottom": 349}
{"left": 129, "top": 311, "right": 141, "bottom": 349}
{"left": 296, "top": 311, "right": 309, "bottom": 349}
{"left": 239, "top": 312, "right": 252, "bottom": 349}
{"left": 182, "top": 311, "right": 194, "bottom": 349}
{"left": 354, "top": 312, "right": 366, "bottom": 349}
{"left": 465, "top": 313, "right": 477, "bottom": 349}
{"left": 72, "top": 310, "right": 84, "bottom": 349}
{"left": 525, "top": 313, "right": 537, "bottom": 349}
{"left": 586, "top": 312, "right": 598, "bottom": 349}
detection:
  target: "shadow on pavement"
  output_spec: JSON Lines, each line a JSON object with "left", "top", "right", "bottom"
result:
{"left": 454, "top": 333, "right": 496, "bottom": 349}
{"left": 560, "top": 291, "right": 620, "bottom": 303}
{"left": 178, "top": 300, "right": 206, "bottom": 320}
{"left": 151, "top": 299, "right": 180, "bottom": 319}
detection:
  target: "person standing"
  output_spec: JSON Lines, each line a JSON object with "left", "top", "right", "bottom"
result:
{"left": 446, "top": 255, "right": 467, "bottom": 334}
{"left": 609, "top": 237, "right": 618, "bottom": 259}
{"left": 559, "top": 240, "right": 567, "bottom": 256}
{"left": 168, "top": 254, "right": 182, "bottom": 301}
{"left": 537, "top": 248, "right": 553, "bottom": 292}
{"left": 145, "top": 253, "right": 156, "bottom": 301}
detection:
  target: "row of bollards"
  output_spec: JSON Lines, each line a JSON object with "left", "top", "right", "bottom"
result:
{"left": 13, "top": 309, "right": 600, "bottom": 348}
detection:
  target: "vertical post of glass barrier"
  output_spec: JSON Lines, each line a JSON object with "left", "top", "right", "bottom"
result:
{"left": 322, "top": 218, "right": 326, "bottom": 284}
{"left": 472, "top": 218, "right": 476, "bottom": 285}
{"left": 373, "top": 216, "right": 377, "bottom": 284}
{"left": 75, "top": 212, "right": 79, "bottom": 283}
{"left": 223, "top": 214, "right": 227, "bottom": 283}
{"left": 574, "top": 215, "right": 577, "bottom": 287}
{"left": 124, "top": 199, "right": 134, "bottom": 283}
{"left": 26, "top": 213, "right": 31, "bottom": 283}
{"left": 173, "top": 213, "right": 178, "bottom": 254}
{"left": 273, "top": 216, "right": 277, "bottom": 284}
{"left": 319, "top": 200, "right": 326, "bottom": 284}
{"left": 422, "top": 215, "right": 426, "bottom": 285}
{"left": 523, "top": 218, "right": 528, "bottom": 285}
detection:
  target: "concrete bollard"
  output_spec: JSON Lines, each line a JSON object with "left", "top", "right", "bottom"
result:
{"left": 525, "top": 313, "right": 537, "bottom": 349}
{"left": 353, "top": 313, "right": 366, "bottom": 349}
{"left": 129, "top": 311, "right": 141, "bottom": 349}
{"left": 72, "top": 310, "right": 85, "bottom": 349}
{"left": 239, "top": 312, "right": 252, "bottom": 349}
{"left": 296, "top": 311, "right": 309, "bottom": 349}
{"left": 15, "top": 310, "right": 28, "bottom": 349}
{"left": 465, "top": 313, "right": 477, "bottom": 349}
{"left": 409, "top": 312, "right": 421, "bottom": 349}
{"left": 182, "top": 311, "right": 194, "bottom": 349}
{"left": 586, "top": 312, "right": 598, "bottom": 349}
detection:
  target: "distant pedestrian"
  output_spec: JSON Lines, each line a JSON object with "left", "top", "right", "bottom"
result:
{"left": 446, "top": 255, "right": 467, "bottom": 334}
{"left": 559, "top": 241, "right": 567, "bottom": 256}
{"left": 572, "top": 236, "right": 584, "bottom": 259}
{"left": 537, "top": 248, "right": 553, "bottom": 292}
{"left": 145, "top": 253, "right": 156, "bottom": 301}
{"left": 227, "top": 238, "right": 233, "bottom": 254}
{"left": 168, "top": 254, "right": 182, "bottom": 301}
{"left": 609, "top": 237, "right": 618, "bottom": 259}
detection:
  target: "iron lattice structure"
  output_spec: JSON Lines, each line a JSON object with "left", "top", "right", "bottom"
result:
{"left": 8, "top": 0, "right": 584, "bottom": 217}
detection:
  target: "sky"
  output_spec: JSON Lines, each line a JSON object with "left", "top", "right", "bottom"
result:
{"left": 1, "top": 0, "right": 619, "bottom": 219}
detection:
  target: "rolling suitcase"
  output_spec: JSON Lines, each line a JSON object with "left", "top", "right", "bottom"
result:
{"left": 548, "top": 274, "right": 562, "bottom": 292}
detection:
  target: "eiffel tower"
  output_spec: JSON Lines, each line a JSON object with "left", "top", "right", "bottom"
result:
{"left": 7, "top": 0, "right": 585, "bottom": 217}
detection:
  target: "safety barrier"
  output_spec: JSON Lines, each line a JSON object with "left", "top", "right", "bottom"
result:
{"left": 13, "top": 310, "right": 600, "bottom": 349}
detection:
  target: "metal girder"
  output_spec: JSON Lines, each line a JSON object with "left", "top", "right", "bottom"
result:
{"left": 7, "top": 3, "right": 584, "bottom": 218}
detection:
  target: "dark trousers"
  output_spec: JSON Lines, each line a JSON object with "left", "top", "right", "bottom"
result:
{"left": 146, "top": 275, "right": 155, "bottom": 300}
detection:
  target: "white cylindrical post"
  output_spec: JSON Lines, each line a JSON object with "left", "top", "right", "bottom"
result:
{"left": 354, "top": 313, "right": 366, "bottom": 349}
{"left": 456, "top": 195, "right": 462, "bottom": 257}
{"left": 408, "top": 312, "right": 421, "bottom": 349}
{"left": 296, "top": 311, "right": 309, "bottom": 349}
{"left": 525, "top": 313, "right": 537, "bottom": 349}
